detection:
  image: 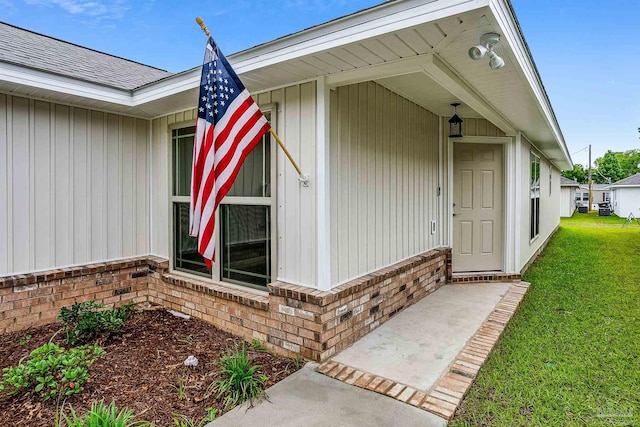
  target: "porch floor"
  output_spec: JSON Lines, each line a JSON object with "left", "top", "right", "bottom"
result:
{"left": 318, "top": 281, "right": 529, "bottom": 420}
{"left": 210, "top": 282, "right": 529, "bottom": 426}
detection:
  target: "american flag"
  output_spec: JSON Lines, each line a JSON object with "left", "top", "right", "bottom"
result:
{"left": 189, "top": 37, "right": 271, "bottom": 267}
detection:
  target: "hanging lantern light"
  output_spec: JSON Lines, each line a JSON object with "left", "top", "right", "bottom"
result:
{"left": 449, "top": 103, "right": 463, "bottom": 138}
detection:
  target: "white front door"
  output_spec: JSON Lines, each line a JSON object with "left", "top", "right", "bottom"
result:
{"left": 452, "top": 143, "right": 504, "bottom": 272}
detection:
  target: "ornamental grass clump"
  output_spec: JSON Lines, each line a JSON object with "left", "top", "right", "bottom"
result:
{"left": 207, "top": 342, "right": 268, "bottom": 410}
{"left": 62, "top": 400, "right": 151, "bottom": 427}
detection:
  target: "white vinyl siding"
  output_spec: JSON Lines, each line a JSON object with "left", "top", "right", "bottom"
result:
{"left": 560, "top": 186, "right": 576, "bottom": 217}
{"left": 150, "top": 82, "right": 318, "bottom": 287}
{"left": 329, "top": 82, "right": 439, "bottom": 285}
{"left": 459, "top": 118, "right": 508, "bottom": 139}
{"left": 0, "top": 94, "right": 150, "bottom": 275}
{"left": 611, "top": 187, "right": 640, "bottom": 218}
{"left": 518, "top": 136, "right": 560, "bottom": 271}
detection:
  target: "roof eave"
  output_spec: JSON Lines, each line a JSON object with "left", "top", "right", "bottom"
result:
{"left": 0, "top": 61, "right": 133, "bottom": 105}
{"left": 488, "top": 0, "right": 572, "bottom": 170}
{"left": 228, "top": 0, "right": 489, "bottom": 74}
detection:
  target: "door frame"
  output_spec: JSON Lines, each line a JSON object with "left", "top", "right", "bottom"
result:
{"left": 447, "top": 136, "right": 514, "bottom": 273}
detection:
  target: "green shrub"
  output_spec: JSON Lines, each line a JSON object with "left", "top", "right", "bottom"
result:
{"left": 172, "top": 408, "right": 217, "bottom": 427}
{"left": 250, "top": 339, "right": 268, "bottom": 353}
{"left": 62, "top": 400, "right": 151, "bottom": 427}
{"left": 207, "top": 342, "right": 268, "bottom": 409}
{"left": 59, "top": 301, "right": 135, "bottom": 345}
{"left": 0, "top": 342, "right": 104, "bottom": 401}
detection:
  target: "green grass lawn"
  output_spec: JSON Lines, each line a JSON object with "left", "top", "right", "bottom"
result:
{"left": 561, "top": 211, "right": 640, "bottom": 228}
{"left": 451, "top": 214, "right": 640, "bottom": 426}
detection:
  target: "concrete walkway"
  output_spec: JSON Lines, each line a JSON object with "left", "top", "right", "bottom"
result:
{"left": 210, "top": 282, "right": 527, "bottom": 426}
{"left": 329, "top": 283, "right": 509, "bottom": 390}
{"left": 210, "top": 363, "right": 446, "bottom": 427}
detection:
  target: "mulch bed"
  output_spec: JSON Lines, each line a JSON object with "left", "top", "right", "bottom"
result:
{"left": 0, "top": 308, "right": 303, "bottom": 426}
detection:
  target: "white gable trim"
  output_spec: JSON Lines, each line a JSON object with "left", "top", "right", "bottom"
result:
{"left": 228, "top": 0, "right": 487, "bottom": 74}
{"left": 0, "top": 61, "right": 132, "bottom": 104}
{"left": 488, "top": 0, "right": 571, "bottom": 168}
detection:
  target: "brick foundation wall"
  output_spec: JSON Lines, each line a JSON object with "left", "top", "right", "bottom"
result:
{"left": 1, "top": 248, "right": 450, "bottom": 362}
{"left": 267, "top": 248, "right": 450, "bottom": 361}
{"left": 0, "top": 258, "right": 152, "bottom": 334}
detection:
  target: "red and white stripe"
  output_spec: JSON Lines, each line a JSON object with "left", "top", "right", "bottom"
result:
{"left": 189, "top": 89, "right": 270, "bottom": 267}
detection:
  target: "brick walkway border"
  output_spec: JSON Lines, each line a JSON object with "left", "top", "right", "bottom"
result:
{"left": 317, "top": 281, "right": 530, "bottom": 420}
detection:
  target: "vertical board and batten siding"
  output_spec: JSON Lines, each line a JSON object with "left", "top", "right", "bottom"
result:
{"left": 330, "top": 82, "right": 439, "bottom": 285}
{"left": 560, "top": 186, "right": 576, "bottom": 218}
{"left": 149, "top": 108, "right": 197, "bottom": 262}
{"left": 0, "top": 94, "right": 150, "bottom": 275}
{"left": 258, "top": 83, "right": 317, "bottom": 287}
{"left": 150, "top": 82, "right": 317, "bottom": 287}
{"left": 518, "top": 135, "right": 561, "bottom": 271}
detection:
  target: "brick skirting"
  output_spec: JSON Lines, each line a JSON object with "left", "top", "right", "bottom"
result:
{"left": 0, "top": 257, "right": 154, "bottom": 333}
{"left": 0, "top": 248, "right": 450, "bottom": 362}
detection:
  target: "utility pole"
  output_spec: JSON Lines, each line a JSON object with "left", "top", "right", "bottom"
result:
{"left": 588, "top": 144, "right": 593, "bottom": 212}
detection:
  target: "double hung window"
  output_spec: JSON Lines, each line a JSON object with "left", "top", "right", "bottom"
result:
{"left": 530, "top": 152, "right": 540, "bottom": 240}
{"left": 170, "top": 111, "right": 275, "bottom": 289}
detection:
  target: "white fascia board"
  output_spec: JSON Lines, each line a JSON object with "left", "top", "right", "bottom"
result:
{"left": 135, "top": 0, "right": 487, "bottom": 105}
{"left": 488, "top": 0, "right": 572, "bottom": 168}
{"left": 1, "top": 59, "right": 200, "bottom": 111}
{"left": 225, "top": 0, "right": 489, "bottom": 74}
{"left": 0, "top": 61, "right": 133, "bottom": 105}
{"left": 1, "top": 0, "right": 489, "bottom": 111}
{"left": 132, "top": 68, "right": 200, "bottom": 105}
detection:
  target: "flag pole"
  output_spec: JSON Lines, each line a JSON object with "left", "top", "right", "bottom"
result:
{"left": 195, "top": 16, "right": 211, "bottom": 37}
{"left": 195, "top": 17, "right": 310, "bottom": 187}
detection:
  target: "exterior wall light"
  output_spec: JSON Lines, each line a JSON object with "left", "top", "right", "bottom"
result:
{"left": 449, "top": 102, "right": 463, "bottom": 138}
{"left": 469, "top": 33, "right": 505, "bottom": 70}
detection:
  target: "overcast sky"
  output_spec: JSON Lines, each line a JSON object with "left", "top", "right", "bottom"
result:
{"left": 1, "top": 0, "right": 639, "bottom": 168}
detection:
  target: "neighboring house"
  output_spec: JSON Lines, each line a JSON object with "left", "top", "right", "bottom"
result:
{"left": 560, "top": 176, "right": 580, "bottom": 217}
{"left": 0, "top": 0, "right": 572, "bottom": 361}
{"left": 576, "top": 183, "right": 610, "bottom": 207}
{"left": 608, "top": 173, "right": 640, "bottom": 218}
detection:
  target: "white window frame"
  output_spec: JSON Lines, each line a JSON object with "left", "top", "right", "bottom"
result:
{"left": 168, "top": 104, "right": 278, "bottom": 291}
{"left": 530, "top": 151, "right": 540, "bottom": 242}
{"left": 549, "top": 162, "right": 552, "bottom": 196}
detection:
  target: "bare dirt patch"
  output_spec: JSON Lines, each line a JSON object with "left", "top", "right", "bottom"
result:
{"left": 0, "top": 308, "right": 302, "bottom": 426}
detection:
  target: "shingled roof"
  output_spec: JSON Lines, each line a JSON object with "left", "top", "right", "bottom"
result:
{"left": 560, "top": 176, "right": 579, "bottom": 187}
{"left": 0, "top": 22, "right": 172, "bottom": 90}
{"left": 609, "top": 172, "right": 640, "bottom": 187}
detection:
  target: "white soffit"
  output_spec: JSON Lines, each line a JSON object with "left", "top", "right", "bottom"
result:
{"left": 377, "top": 72, "right": 482, "bottom": 118}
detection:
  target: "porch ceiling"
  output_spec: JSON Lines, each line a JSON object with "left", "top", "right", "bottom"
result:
{"left": 229, "top": 5, "right": 570, "bottom": 170}
{"left": 376, "top": 72, "right": 482, "bottom": 119}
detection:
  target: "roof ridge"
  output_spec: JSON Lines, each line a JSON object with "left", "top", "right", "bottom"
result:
{"left": 0, "top": 21, "right": 170, "bottom": 74}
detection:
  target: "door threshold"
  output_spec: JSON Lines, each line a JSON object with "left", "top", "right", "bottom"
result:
{"left": 450, "top": 272, "right": 521, "bottom": 283}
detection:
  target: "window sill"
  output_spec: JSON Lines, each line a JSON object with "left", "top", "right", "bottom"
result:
{"left": 160, "top": 270, "right": 269, "bottom": 311}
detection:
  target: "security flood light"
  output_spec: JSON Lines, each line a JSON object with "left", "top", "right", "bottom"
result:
{"left": 469, "top": 33, "right": 505, "bottom": 70}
